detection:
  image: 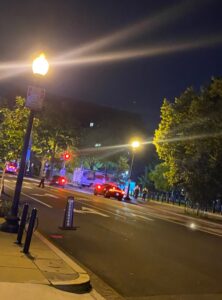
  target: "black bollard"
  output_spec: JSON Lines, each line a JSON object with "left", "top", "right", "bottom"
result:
{"left": 16, "top": 203, "right": 29, "bottom": 245}
{"left": 23, "top": 208, "right": 37, "bottom": 254}
{"left": 60, "top": 196, "right": 76, "bottom": 230}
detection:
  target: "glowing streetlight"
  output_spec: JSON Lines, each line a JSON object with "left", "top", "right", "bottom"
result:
{"left": 1, "top": 53, "right": 49, "bottom": 233}
{"left": 131, "top": 140, "right": 140, "bottom": 149}
{"left": 32, "top": 53, "right": 49, "bottom": 76}
{"left": 124, "top": 140, "right": 141, "bottom": 201}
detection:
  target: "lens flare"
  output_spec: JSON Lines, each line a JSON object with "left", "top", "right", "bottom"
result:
{"left": 189, "top": 223, "right": 196, "bottom": 230}
{"left": 0, "top": 68, "right": 29, "bottom": 81}
{"left": 52, "top": 35, "right": 222, "bottom": 68}
{"left": 77, "top": 130, "right": 222, "bottom": 155}
{"left": 0, "top": 0, "right": 216, "bottom": 81}
{"left": 153, "top": 131, "right": 222, "bottom": 146}
{"left": 54, "top": 0, "right": 206, "bottom": 61}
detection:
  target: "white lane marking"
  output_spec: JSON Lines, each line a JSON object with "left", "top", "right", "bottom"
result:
{"left": 72, "top": 189, "right": 92, "bottom": 195}
{"left": 31, "top": 193, "right": 59, "bottom": 199}
{"left": 5, "top": 185, "right": 52, "bottom": 208}
{"left": 47, "top": 185, "right": 68, "bottom": 192}
{"left": 74, "top": 199, "right": 139, "bottom": 220}
{"left": 4, "top": 179, "right": 10, "bottom": 183}
{"left": 45, "top": 193, "right": 59, "bottom": 199}
{"left": 75, "top": 198, "right": 154, "bottom": 222}
{"left": 22, "top": 192, "right": 52, "bottom": 208}
{"left": 135, "top": 214, "right": 153, "bottom": 221}
{"left": 124, "top": 212, "right": 153, "bottom": 221}
{"left": 24, "top": 186, "right": 32, "bottom": 190}
{"left": 75, "top": 206, "right": 109, "bottom": 217}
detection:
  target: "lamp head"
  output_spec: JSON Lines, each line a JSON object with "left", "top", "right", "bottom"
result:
{"left": 32, "top": 53, "right": 49, "bottom": 76}
{"left": 131, "top": 141, "right": 140, "bottom": 149}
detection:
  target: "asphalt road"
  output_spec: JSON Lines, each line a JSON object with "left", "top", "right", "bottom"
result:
{"left": 4, "top": 175, "right": 222, "bottom": 300}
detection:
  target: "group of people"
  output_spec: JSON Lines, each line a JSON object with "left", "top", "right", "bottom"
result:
{"left": 133, "top": 185, "right": 148, "bottom": 201}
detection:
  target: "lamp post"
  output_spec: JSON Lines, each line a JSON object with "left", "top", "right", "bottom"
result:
{"left": 124, "top": 141, "right": 140, "bottom": 201}
{"left": 1, "top": 53, "right": 49, "bottom": 233}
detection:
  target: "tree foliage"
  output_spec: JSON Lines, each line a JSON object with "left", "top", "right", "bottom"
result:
{"left": 0, "top": 97, "right": 38, "bottom": 160}
{"left": 33, "top": 100, "right": 79, "bottom": 160}
{"left": 0, "top": 96, "right": 79, "bottom": 171}
{"left": 148, "top": 163, "right": 170, "bottom": 191}
{"left": 0, "top": 94, "right": 140, "bottom": 178}
{"left": 154, "top": 78, "right": 222, "bottom": 205}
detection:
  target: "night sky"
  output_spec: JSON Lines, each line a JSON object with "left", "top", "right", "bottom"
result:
{"left": 0, "top": 0, "right": 222, "bottom": 131}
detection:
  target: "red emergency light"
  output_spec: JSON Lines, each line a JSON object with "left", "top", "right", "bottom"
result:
{"left": 64, "top": 152, "right": 71, "bottom": 160}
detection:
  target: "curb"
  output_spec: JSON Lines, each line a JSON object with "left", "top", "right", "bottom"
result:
{"left": 34, "top": 231, "right": 91, "bottom": 293}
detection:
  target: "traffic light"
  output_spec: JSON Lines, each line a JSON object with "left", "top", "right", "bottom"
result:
{"left": 63, "top": 152, "right": 71, "bottom": 160}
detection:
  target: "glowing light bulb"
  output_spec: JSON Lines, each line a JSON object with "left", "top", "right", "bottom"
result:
{"left": 131, "top": 141, "right": 140, "bottom": 149}
{"left": 32, "top": 53, "right": 49, "bottom": 76}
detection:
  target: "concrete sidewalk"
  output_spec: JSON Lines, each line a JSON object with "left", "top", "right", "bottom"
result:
{"left": 0, "top": 283, "right": 103, "bottom": 300}
{"left": 0, "top": 218, "right": 104, "bottom": 300}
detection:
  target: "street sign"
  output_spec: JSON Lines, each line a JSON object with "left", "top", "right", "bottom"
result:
{"left": 26, "top": 85, "right": 45, "bottom": 111}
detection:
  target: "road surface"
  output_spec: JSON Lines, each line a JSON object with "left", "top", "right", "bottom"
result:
{"left": 3, "top": 175, "right": 222, "bottom": 300}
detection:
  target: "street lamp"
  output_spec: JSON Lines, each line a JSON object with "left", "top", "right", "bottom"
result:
{"left": 124, "top": 140, "right": 140, "bottom": 201}
{"left": 1, "top": 53, "right": 49, "bottom": 233}
{"left": 32, "top": 53, "right": 49, "bottom": 76}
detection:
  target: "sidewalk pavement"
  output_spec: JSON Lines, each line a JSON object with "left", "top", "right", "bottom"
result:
{"left": 0, "top": 218, "right": 104, "bottom": 300}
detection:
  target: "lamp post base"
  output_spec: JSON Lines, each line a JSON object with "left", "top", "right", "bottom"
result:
{"left": 124, "top": 195, "right": 131, "bottom": 201}
{"left": 124, "top": 181, "right": 132, "bottom": 201}
{"left": 0, "top": 215, "right": 19, "bottom": 233}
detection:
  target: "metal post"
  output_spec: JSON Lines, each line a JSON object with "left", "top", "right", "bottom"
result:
{"left": 23, "top": 208, "right": 37, "bottom": 254}
{"left": 0, "top": 163, "right": 6, "bottom": 197}
{"left": 0, "top": 111, "right": 34, "bottom": 233}
{"left": 124, "top": 151, "right": 135, "bottom": 201}
{"left": 16, "top": 204, "right": 29, "bottom": 245}
{"left": 12, "top": 111, "right": 34, "bottom": 216}
{"left": 212, "top": 201, "right": 216, "bottom": 213}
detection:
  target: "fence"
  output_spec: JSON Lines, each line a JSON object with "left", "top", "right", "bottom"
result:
{"left": 147, "top": 191, "right": 222, "bottom": 215}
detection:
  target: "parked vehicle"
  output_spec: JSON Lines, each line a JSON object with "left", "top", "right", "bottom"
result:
{"left": 5, "top": 162, "right": 18, "bottom": 174}
{"left": 49, "top": 175, "right": 67, "bottom": 187}
{"left": 94, "top": 183, "right": 125, "bottom": 201}
{"left": 73, "top": 168, "right": 107, "bottom": 187}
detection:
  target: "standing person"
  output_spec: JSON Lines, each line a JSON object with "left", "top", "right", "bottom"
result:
{"left": 38, "top": 169, "right": 46, "bottom": 188}
{"left": 142, "top": 187, "right": 148, "bottom": 201}
{"left": 134, "top": 185, "right": 140, "bottom": 199}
